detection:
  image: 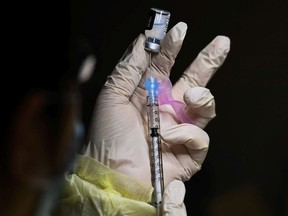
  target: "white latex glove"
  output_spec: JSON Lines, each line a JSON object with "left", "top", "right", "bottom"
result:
{"left": 82, "top": 22, "right": 230, "bottom": 214}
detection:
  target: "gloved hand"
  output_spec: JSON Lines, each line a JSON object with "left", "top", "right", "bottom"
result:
{"left": 82, "top": 22, "right": 230, "bottom": 215}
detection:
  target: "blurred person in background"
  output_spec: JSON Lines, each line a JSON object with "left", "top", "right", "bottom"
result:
{"left": 0, "top": 1, "right": 90, "bottom": 216}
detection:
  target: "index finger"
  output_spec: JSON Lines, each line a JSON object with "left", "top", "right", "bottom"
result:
{"left": 151, "top": 22, "right": 188, "bottom": 77}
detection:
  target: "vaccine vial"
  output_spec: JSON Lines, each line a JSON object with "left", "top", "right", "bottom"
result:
{"left": 145, "top": 8, "right": 171, "bottom": 53}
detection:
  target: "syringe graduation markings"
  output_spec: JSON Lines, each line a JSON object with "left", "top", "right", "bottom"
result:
{"left": 144, "top": 77, "right": 164, "bottom": 211}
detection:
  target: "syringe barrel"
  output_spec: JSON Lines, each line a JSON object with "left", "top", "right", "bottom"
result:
{"left": 146, "top": 98, "right": 160, "bottom": 129}
{"left": 144, "top": 77, "right": 164, "bottom": 211}
{"left": 149, "top": 129, "right": 164, "bottom": 206}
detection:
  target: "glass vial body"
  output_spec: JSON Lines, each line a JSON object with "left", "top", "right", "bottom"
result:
{"left": 145, "top": 8, "right": 171, "bottom": 53}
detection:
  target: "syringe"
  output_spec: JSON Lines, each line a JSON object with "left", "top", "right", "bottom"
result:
{"left": 144, "top": 8, "right": 170, "bottom": 215}
{"left": 144, "top": 75, "right": 164, "bottom": 215}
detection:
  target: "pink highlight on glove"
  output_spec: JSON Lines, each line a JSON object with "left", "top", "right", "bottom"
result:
{"left": 158, "top": 77, "right": 194, "bottom": 124}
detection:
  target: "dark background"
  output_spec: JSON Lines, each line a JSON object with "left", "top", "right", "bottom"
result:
{"left": 70, "top": 0, "right": 288, "bottom": 215}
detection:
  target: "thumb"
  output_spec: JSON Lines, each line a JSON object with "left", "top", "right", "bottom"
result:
{"left": 105, "top": 34, "right": 149, "bottom": 98}
{"left": 162, "top": 180, "right": 187, "bottom": 216}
